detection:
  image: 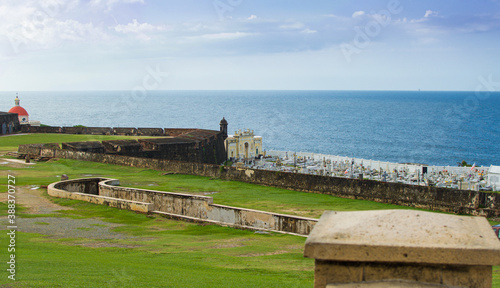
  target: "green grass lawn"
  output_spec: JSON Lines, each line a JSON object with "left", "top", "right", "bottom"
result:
{"left": 0, "top": 203, "right": 312, "bottom": 288}
{"left": 1, "top": 134, "right": 499, "bottom": 287}
{"left": 0, "top": 133, "right": 153, "bottom": 152}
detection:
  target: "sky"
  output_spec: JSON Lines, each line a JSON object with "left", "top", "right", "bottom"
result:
{"left": 0, "top": 0, "right": 499, "bottom": 91}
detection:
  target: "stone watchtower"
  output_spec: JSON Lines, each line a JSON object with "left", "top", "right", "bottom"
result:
{"left": 219, "top": 117, "right": 228, "bottom": 140}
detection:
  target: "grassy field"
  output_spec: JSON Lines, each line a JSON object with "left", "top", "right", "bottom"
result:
{"left": 1, "top": 200, "right": 311, "bottom": 287}
{"left": 0, "top": 134, "right": 499, "bottom": 287}
{"left": 0, "top": 133, "right": 153, "bottom": 152}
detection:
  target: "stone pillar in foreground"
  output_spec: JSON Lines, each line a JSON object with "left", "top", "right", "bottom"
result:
{"left": 304, "top": 210, "right": 500, "bottom": 288}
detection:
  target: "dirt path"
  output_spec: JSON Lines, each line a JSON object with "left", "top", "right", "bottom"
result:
{"left": 0, "top": 186, "right": 72, "bottom": 214}
{"left": 0, "top": 158, "right": 135, "bottom": 242}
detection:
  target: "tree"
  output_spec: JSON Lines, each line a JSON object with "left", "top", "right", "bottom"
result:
{"left": 458, "top": 160, "right": 473, "bottom": 167}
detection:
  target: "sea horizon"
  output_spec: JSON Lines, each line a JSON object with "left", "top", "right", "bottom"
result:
{"left": 1, "top": 90, "right": 499, "bottom": 167}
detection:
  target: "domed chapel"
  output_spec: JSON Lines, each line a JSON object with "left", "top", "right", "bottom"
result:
{"left": 8, "top": 94, "right": 29, "bottom": 124}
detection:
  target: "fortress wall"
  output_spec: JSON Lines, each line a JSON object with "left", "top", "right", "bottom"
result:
{"left": 85, "top": 127, "right": 113, "bottom": 135}
{"left": 137, "top": 128, "right": 164, "bottom": 136}
{"left": 20, "top": 125, "right": 61, "bottom": 133}
{"left": 16, "top": 125, "right": 226, "bottom": 164}
{"left": 221, "top": 166, "right": 499, "bottom": 217}
{"left": 18, "top": 143, "right": 60, "bottom": 158}
{"left": 112, "top": 127, "right": 138, "bottom": 135}
{"left": 0, "top": 112, "right": 21, "bottom": 135}
{"left": 62, "top": 126, "right": 85, "bottom": 134}
{"left": 163, "top": 128, "right": 197, "bottom": 136}
{"left": 31, "top": 148, "right": 500, "bottom": 217}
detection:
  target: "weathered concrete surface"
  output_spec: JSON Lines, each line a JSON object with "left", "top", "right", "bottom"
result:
{"left": 99, "top": 180, "right": 213, "bottom": 218}
{"left": 207, "top": 204, "right": 317, "bottom": 235}
{"left": 99, "top": 179, "right": 316, "bottom": 235}
{"left": 305, "top": 210, "right": 500, "bottom": 288}
{"left": 304, "top": 210, "right": 500, "bottom": 265}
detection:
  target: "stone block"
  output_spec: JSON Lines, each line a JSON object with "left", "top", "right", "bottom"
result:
{"left": 305, "top": 210, "right": 500, "bottom": 288}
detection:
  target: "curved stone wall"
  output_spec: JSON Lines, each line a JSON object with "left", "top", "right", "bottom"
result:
{"left": 47, "top": 178, "right": 317, "bottom": 236}
{"left": 48, "top": 178, "right": 152, "bottom": 213}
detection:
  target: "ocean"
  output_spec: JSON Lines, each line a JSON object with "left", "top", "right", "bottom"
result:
{"left": 1, "top": 90, "right": 499, "bottom": 167}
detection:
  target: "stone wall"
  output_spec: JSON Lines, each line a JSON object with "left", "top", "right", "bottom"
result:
{"left": 17, "top": 130, "right": 226, "bottom": 165}
{"left": 20, "top": 125, "right": 61, "bottom": 133}
{"left": 163, "top": 128, "right": 197, "bottom": 136}
{"left": 22, "top": 147, "right": 500, "bottom": 217}
{"left": 137, "top": 128, "right": 164, "bottom": 136}
{"left": 52, "top": 177, "right": 103, "bottom": 195}
{"left": 99, "top": 180, "right": 213, "bottom": 218}
{"left": 19, "top": 125, "right": 207, "bottom": 137}
{"left": 0, "top": 112, "right": 21, "bottom": 135}
{"left": 61, "top": 142, "right": 106, "bottom": 153}
{"left": 85, "top": 127, "right": 113, "bottom": 135}
{"left": 112, "top": 127, "right": 137, "bottom": 136}
{"left": 48, "top": 178, "right": 152, "bottom": 213}
{"left": 17, "top": 125, "right": 226, "bottom": 164}
{"left": 47, "top": 177, "right": 317, "bottom": 235}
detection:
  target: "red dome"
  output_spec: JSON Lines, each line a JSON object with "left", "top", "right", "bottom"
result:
{"left": 8, "top": 106, "right": 29, "bottom": 116}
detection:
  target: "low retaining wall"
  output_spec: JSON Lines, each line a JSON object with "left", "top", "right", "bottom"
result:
{"left": 48, "top": 178, "right": 317, "bottom": 236}
{"left": 48, "top": 178, "right": 152, "bottom": 213}
{"left": 99, "top": 180, "right": 213, "bottom": 219}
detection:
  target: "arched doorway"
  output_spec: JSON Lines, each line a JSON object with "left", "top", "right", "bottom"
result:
{"left": 244, "top": 142, "right": 249, "bottom": 159}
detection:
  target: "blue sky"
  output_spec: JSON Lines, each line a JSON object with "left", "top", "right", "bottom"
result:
{"left": 0, "top": 0, "right": 499, "bottom": 91}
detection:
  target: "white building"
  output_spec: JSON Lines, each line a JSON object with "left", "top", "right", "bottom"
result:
{"left": 488, "top": 165, "right": 500, "bottom": 191}
{"left": 226, "top": 129, "right": 262, "bottom": 160}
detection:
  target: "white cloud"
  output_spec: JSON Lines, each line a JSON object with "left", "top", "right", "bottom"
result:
{"left": 424, "top": 10, "right": 437, "bottom": 18}
{"left": 279, "top": 22, "right": 305, "bottom": 30}
{"left": 114, "top": 19, "right": 168, "bottom": 34}
{"left": 248, "top": 15, "right": 257, "bottom": 20}
{"left": 90, "top": 0, "right": 144, "bottom": 11}
{"left": 352, "top": 11, "right": 365, "bottom": 18}
{"left": 198, "top": 32, "right": 254, "bottom": 40}
{"left": 301, "top": 28, "right": 317, "bottom": 34}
